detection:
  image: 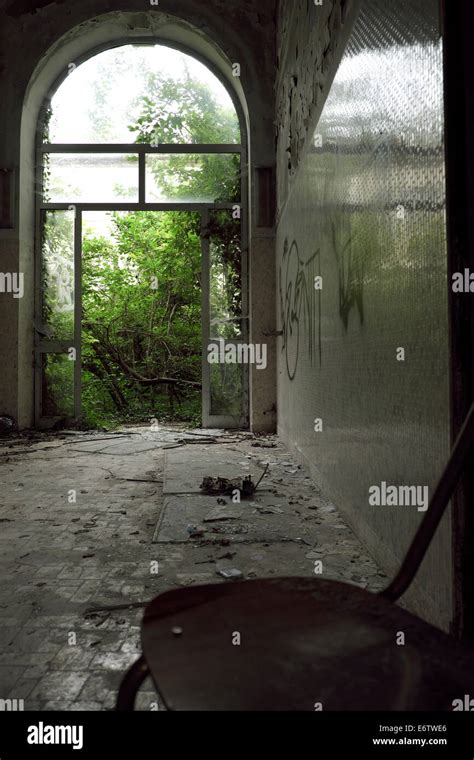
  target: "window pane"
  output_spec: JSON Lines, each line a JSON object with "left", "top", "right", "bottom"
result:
{"left": 41, "top": 353, "right": 75, "bottom": 418}
{"left": 210, "top": 360, "right": 245, "bottom": 418}
{"left": 208, "top": 211, "right": 243, "bottom": 339}
{"left": 44, "top": 154, "right": 138, "bottom": 203}
{"left": 47, "top": 45, "right": 240, "bottom": 145}
{"left": 42, "top": 209, "right": 75, "bottom": 340}
{"left": 146, "top": 154, "right": 240, "bottom": 204}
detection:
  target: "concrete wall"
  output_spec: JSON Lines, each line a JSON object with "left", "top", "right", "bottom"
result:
{"left": 276, "top": 0, "right": 452, "bottom": 629}
{"left": 0, "top": 0, "right": 277, "bottom": 430}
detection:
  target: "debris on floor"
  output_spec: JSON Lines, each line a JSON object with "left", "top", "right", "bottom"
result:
{"left": 186, "top": 525, "right": 205, "bottom": 538}
{"left": 200, "top": 464, "right": 269, "bottom": 498}
{"left": 203, "top": 506, "right": 242, "bottom": 522}
{"left": 217, "top": 568, "right": 243, "bottom": 580}
{"left": 0, "top": 423, "right": 387, "bottom": 711}
{"left": 200, "top": 474, "right": 255, "bottom": 497}
{"left": 0, "top": 415, "right": 17, "bottom": 436}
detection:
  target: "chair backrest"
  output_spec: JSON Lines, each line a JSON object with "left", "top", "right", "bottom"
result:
{"left": 381, "top": 403, "right": 474, "bottom": 602}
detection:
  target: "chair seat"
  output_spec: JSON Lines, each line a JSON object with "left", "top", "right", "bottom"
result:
{"left": 141, "top": 577, "right": 474, "bottom": 711}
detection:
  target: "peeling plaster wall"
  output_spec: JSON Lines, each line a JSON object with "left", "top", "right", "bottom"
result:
{"left": 276, "top": 0, "right": 355, "bottom": 215}
{"left": 0, "top": 0, "right": 277, "bottom": 429}
{"left": 275, "top": 0, "right": 452, "bottom": 629}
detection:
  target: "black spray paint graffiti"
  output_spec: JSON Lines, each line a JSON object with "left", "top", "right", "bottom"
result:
{"left": 279, "top": 224, "right": 364, "bottom": 380}
{"left": 279, "top": 238, "right": 322, "bottom": 381}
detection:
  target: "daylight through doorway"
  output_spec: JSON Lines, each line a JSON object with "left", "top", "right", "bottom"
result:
{"left": 34, "top": 43, "right": 249, "bottom": 429}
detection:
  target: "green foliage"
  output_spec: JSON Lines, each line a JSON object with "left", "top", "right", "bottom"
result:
{"left": 130, "top": 71, "right": 241, "bottom": 204}
{"left": 42, "top": 354, "right": 74, "bottom": 418}
{"left": 41, "top": 62, "right": 243, "bottom": 428}
{"left": 41, "top": 210, "right": 75, "bottom": 340}
{"left": 129, "top": 70, "right": 239, "bottom": 145}
{"left": 81, "top": 211, "right": 202, "bottom": 428}
{"left": 208, "top": 210, "right": 243, "bottom": 338}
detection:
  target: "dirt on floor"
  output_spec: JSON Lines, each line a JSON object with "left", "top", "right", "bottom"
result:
{"left": 0, "top": 424, "right": 387, "bottom": 710}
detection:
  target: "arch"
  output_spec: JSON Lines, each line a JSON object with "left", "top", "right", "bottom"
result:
{"left": 21, "top": 10, "right": 251, "bottom": 243}
{"left": 44, "top": 42, "right": 242, "bottom": 145}
{"left": 35, "top": 38, "right": 249, "bottom": 152}
{"left": 18, "top": 10, "right": 252, "bottom": 428}
{"left": 21, "top": 11, "right": 250, "bottom": 170}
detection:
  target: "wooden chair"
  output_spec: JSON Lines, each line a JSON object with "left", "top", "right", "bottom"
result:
{"left": 116, "top": 406, "right": 474, "bottom": 711}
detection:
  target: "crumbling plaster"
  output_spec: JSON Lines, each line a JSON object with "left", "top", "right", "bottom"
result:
{"left": 275, "top": 0, "right": 360, "bottom": 215}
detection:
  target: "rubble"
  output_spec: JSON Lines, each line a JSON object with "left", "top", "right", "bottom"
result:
{"left": 200, "top": 474, "right": 256, "bottom": 498}
{"left": 200, "top": 464, "right": 269, "bottom": 499}
{"left": 217, "top": 568, "right": 243, "bottom": 580}
{"left": 186, "top": 525, "right": 205, "bottom": 538}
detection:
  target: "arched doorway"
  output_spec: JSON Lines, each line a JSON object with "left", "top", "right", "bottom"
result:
{"left": 34, "top": 41, "right": 249, "bottom": 429}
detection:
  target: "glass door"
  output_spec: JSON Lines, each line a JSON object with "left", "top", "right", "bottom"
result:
{"left": 201, "top": 209, "right": 249, "bottom": 428}
{"left": 34, "top": 207, "right": 81, "bottom": 427}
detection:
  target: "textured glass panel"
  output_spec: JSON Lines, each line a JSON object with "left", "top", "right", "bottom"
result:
{"left": 146, "top": 154, "right": 240, "bottom": 204}
{"left": 277, "top": 0, "right": 450, "bottom": 625}
{"left": 41, "top": 354, "right": 74, "bottom": 418}
{"left": 42, "top": 210, "right": 75, "bottom": 340}
{"left": 44, "top": 154, "right": 138, "bottom": 203}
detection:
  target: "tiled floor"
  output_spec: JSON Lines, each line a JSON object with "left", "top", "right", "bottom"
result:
{"left": 0, "top": 426, "right": 387, "bottom": 710}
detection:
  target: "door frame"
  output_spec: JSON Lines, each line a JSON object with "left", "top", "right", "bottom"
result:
{"left": 35, "top": 193, "right": 249, "bottom": 429}
{"left": 200, "top": 209, "right": 249, "bottom": 428}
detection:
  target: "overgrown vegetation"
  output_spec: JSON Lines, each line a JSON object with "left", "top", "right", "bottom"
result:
{"left": 41, "top": 60, "right": 242, "bottom": 428}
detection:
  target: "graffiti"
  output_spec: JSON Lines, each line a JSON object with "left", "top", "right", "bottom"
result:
{"left": 279, "top": 222, "right": 364, "bottom": 380}
{"left": 279, "top": 238, "right": 322, "bottom": 381}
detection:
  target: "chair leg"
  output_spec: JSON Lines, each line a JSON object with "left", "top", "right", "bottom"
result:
{"left": 116, "top": 654, "right": 150, "bottom": 711}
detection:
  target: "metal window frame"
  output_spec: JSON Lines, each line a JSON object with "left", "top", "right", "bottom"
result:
{"left": 201, "top": 209, "right": 249, "bottom": 429}
{"left": 41, "top": 144, "right": 242, "bottom": 154}
{"left": 34, "top": 40, "right": 250, "bottom": 430}
{"left": 40, "top": 144, "right": 244, "bottom": 209}
{"left": 36, "top": 205, "right": 249, "bottom": 430}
